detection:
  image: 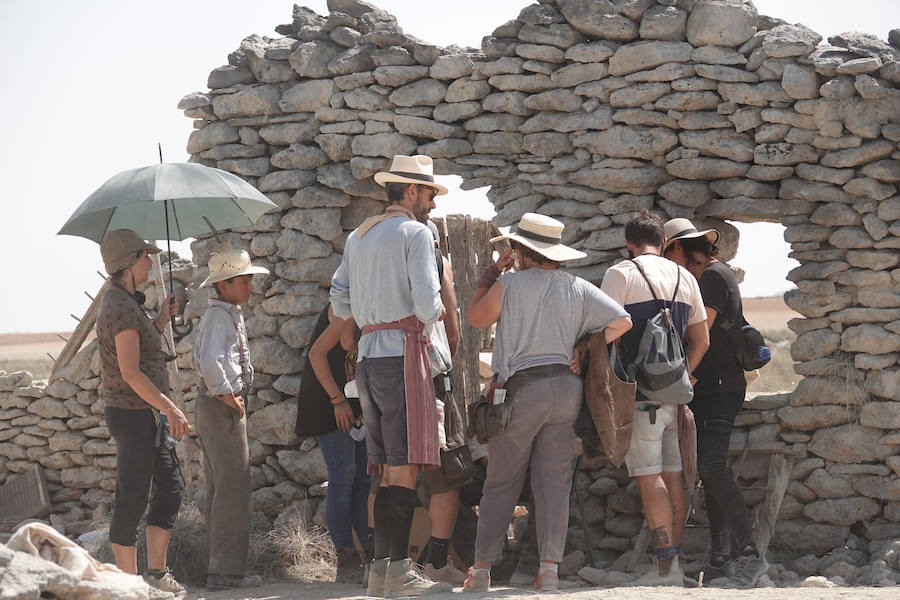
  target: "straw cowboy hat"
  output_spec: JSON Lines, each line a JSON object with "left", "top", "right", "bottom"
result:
{"left": 373, "top": 155, "right": 448, "bottom": 195}
{"left": 663, "top": 218, "right": 720, "bottom": 252}
{"left": 490, "top": 213, "right": 587, "bottom": 262}
{"left": 200, "top": 248, "right": 270, "bottom": 287}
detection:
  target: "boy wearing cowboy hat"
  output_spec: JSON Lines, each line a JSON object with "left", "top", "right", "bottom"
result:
{"left": 193, "top": 249, "right": 268, "bottom": 591}
{"left": 331, "top": 155, "right": 451, "bottom": 597}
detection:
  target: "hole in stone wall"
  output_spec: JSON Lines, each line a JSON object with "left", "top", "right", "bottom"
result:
{"left": 730, "top": 221, "right": 802, "bottom": 395}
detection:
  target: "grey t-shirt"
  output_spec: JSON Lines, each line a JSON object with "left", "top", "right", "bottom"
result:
{"left": 491, "top": 268, "right": 629, "bottom": 382}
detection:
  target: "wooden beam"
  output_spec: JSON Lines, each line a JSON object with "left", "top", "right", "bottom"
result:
{"left": 49, "top": 279, "right": 109, "bottom": 384}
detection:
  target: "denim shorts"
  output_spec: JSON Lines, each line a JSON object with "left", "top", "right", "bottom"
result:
{"left": 356, "top": 356, "right": 409, "bottom": 466}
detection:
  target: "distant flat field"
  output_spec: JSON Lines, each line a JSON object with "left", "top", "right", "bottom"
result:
{"left": 743, "top": 296, "right": 801, "bottom": 331}
{"left": 0, "top": 332, "right": 94, "bottom": 364}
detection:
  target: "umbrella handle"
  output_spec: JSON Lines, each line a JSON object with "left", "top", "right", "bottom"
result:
{"left": 171, "top": 315, "right": 193, "bottom": 338}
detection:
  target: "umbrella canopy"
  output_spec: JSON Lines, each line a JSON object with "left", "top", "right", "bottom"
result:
{"left": 58, "top": 162, "right": 276, "bottom": 242}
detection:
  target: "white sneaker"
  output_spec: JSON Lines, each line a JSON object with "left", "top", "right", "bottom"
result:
{"left": 425, "top": 561, "right": 468, "bottom": 585}
{"left": 367, "top": 558, "right": 388, "bottom": 597}
{"left": 143, "top": 568, "right": 187, "bottom": 598}
{"left": 629, "top": 556, "right": 684, "bottom": 587}
{"left": 385, "top": 558, "right": 452, "bottom": 597}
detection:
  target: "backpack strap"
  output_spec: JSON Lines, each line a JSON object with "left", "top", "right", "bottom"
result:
{"left": 630, "top": 259, "right": 663, "bottom": 311}
{"left": 631, "top": 258, "right": 680, "bottom": 311}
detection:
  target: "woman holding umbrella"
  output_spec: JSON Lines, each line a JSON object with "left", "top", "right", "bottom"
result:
{"left": 96, "top": 229, "right": 189, "bottom": 597}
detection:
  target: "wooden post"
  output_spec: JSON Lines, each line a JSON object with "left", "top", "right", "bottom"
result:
{"left": 444, "top": 215, "right": 496, "bottom": 422}
{"left": 755, "top": 453, "right": 794, "bottom": 556}
{"left": 151, "top": 251, "right": 194, "bottom": 501}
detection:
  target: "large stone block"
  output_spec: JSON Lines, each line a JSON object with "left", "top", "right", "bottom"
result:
{"left": 865, "top": 370, "right": 900, "bottom": 401}
{"left": 558, "top": 0, "right": 638, "bottom": 41}
{"left": 791, "top": 376, "right": 867, "bottom": 408}
{"left": 248, "top": 338, "right": 303, "bottom": 375}
{"left": 211, "top": 84, "right": 282, "bottom": 119}
{"left": 608, "top": 41, "right": 693, "bottom": 76}
{"left": 685, "top": 0, "right": 757, "bottom": 48}
{"left": 803, "top": 497, "right": 881, "bottom": 526}
{"left": 809, "top": 424, "right": 894, "bottom": 463}
{"left": 279, "top": 80, "right": 336, "bottom": 112}
{"left": 573, "top": 125, "right": 677, "bottom": 160}
{"left": 772, "top": 520, "right": 849, "bottom": 554}
{"left": 276, "top": 447, "right": 328, "bottom": 485}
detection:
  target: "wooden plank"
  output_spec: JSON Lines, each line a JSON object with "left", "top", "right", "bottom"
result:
{"left": 49, "top": 279, "right": 109, "bottom": 384}
{"left": 755, "top": 454, "right": 794, "bottom": 556}
{"left": 728, "top": 441, "right": 804, "bottom": 458}
{"left": 0, "top": 464, "right": 50, "bottom": 532}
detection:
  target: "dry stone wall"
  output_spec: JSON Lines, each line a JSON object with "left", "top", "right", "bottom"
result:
{"left": 2, "top": 0, "right": 900, "bottom": 578}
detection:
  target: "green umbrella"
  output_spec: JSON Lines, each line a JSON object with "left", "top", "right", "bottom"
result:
{"left": 59, "top": 161, "right": 277, "bottom": 334}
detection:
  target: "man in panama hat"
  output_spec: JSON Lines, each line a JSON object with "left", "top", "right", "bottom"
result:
{"left": 331, "top": 155, "right": 451, "bottom": 597}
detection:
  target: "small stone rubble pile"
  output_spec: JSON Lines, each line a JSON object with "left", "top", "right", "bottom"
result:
{"left": 1, "top": 0, "right": 899, "bottom": 589}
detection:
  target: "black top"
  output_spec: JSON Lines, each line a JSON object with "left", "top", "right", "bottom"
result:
{"left": 295, "top": 306, "right": 361, "bottom": 437}
{"left": 693, "top": 261, "right": 746, "bottom": 392}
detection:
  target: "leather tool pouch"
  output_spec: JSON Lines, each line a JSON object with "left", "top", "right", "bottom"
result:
{"left": 467, "top": 379, "right": 511, "bottom": 444}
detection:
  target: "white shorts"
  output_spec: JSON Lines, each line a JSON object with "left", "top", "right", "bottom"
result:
{"left": 624, "top": 403, "right": 682, "bottom": 477}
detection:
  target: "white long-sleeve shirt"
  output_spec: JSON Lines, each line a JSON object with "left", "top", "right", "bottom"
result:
{"left": 330, "top": 214, "right": 442, "bottom": 359}
{"left": 193, "top": 299, "right": 252, "bottom": 396}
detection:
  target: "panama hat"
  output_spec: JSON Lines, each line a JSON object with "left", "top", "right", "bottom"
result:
{"left": 373, "top": 155, "right": 448, "bottom": 195}
{"left": 100, "top": 229, "right": 161, "bottom": 275}
{"left": 663, "top": 218, "right": 720, "bottom": 252}
{"left": 200, "top": 249, "right": 270, "bottom": 287}
{"left": 490, "top": 213, "right": 586, "bottom": 262}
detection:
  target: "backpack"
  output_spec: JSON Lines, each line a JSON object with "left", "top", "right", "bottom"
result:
{"left": 627, "top": 260, "right": 694, "bottom": 405}
{"left": 718, "top": 315, "right": 771, "bottom": 371}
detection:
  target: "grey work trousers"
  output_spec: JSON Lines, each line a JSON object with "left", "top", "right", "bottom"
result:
{"left": 474, "top": 366, "right": 582, "bottom": 563}
{"left": 196, "top": 392, "right": 251, "bottom": 576}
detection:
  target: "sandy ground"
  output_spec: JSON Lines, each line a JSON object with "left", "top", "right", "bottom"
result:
{"left": 186, "top": 580, "right": 898, "bottom": 600}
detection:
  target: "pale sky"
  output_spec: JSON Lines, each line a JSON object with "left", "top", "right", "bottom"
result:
{"left": 0, "top": 0, "right": 897, "bottom": 333}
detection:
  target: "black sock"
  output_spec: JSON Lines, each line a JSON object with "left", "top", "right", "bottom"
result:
{"left": 428, "top": 536, "right": 450, "bottom": 569}
{"left": 373, "top": 487, "right": 390, "bottom": 560}
{"left": 366, "top": 527, "right": 376, "bottom": 562}
{"left": 386, "top": 485, "right": 417, "bottom": 562}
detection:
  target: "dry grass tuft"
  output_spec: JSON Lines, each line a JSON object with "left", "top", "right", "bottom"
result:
{"left": 250, "top": 506, "right": 335, "bottom": 582}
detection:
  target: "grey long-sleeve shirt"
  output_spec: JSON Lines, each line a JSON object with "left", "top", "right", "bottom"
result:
{"left": 193, "top": 299, "right": 253, "bottom": 396}
{"left": 330, "top": 214, "right": 442, "bottom": 359}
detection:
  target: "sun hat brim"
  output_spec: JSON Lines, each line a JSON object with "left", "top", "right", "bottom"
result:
{"left": 663, "top": 228, "right": 719, "bottom": 252}
{"left": 489, "top": 231, "right": 587, "bottom": 262}
{"left": 200, "top": 265, "right": 270, "bottom": 288}
{"left": 373, "top": 171, "right": 448, "bottom": 195}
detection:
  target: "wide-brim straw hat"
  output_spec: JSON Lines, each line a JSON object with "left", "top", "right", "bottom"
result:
{"left": 373, "top": 154, "right": 448, "bottom": 195}
{"left": 663, "top": 218, "right": 720, "bottom": 252}
{"left": 100, "top": 229, "right": 161, "bottom": 275}
{"left": 200, "top": 248, "right": 270, "bottom": 287}
{"left": 490, "top": 213, "right": 586, "bottom": 262}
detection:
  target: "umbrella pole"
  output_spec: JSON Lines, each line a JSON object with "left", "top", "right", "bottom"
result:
{"left": 164, "top": 198, "right": 193, "bottom": 337}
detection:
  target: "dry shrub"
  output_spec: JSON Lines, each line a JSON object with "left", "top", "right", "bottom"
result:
{"left": 87, "top": 503, "right": 335, "bottom": 585}
{"left": 249, "top": 506, "right": 335, "bottom": 582}
{"left": 748, "top": 327, "right": 801, "bottom": 394}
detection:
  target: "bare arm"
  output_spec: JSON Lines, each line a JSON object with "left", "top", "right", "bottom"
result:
{"left": 115, "top": 328, "right": 189, "bottom": 437}
{"left": 467, "top": 248, "right": 513, "bottom": 329}
{"left": 309, "top": 308, "right": 354, "bottom": 432}
{"left": 684, "top": 321, "right": 710, "bottom": 375}
{"left": 439, "top": 256, "right": 461, "bottom": 355}
{"left": 705, "top": 306, "right": 718, "bottom": 331}
{"left": 603, "top": 315, "right": 633, "bottom": 343}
